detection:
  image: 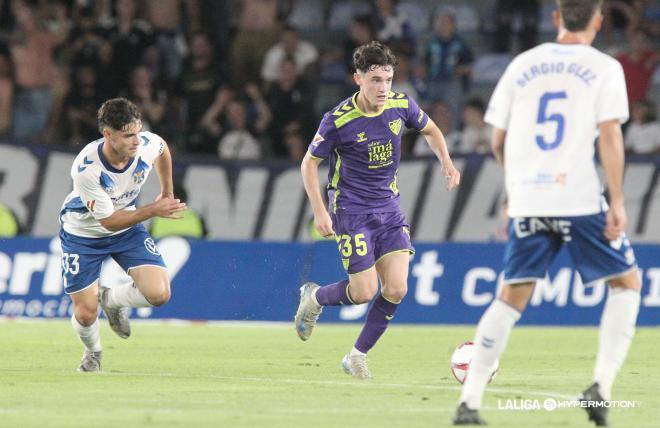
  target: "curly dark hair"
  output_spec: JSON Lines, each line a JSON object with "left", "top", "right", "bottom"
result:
{"left": 352, "top": 41, "right": 397, "bottom": 73}
{"left": 557, "top": 0, "right": 603, "bottom": 32}
{"left": 97, "top": 97, "right": 142, "bottom": 133}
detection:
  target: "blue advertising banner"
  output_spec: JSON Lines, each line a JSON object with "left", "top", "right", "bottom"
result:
{"left": 0, "top": 237, "right": 658, "bottom": 325}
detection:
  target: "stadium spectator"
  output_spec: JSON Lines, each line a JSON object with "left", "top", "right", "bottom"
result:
{"left": 0, "top": 52, "right": 13, "bottom": 137}
{"left": 63, "top": 65, "right": 104, "bottom": 146}
{"left": 492, "top": 0, "right": 540, "bottom": 53}
{"left": 371, "top": 0, "right": 415, "bottom": 55}
{"left": 625, "top": 99, "right": 660, "bottom": 154}
{"left": 65, "top": 6, "right": 108, "bottom": 69}
{"left": 122, "top": 66, "right": 167, "bottom": 133}
{"left": 142, "top": 0, "right": 197, "bottom": 87}
{"left": 260, "top": 23, "right": 319, "bottom": 90}
{"left": 265, "top": 56, "right": 315, "bottom": 158}
{"left": 616, "top": 30, "right": 659, "bottom": 106}
{"left": 391, "top": 52, "right": 419, "bottom": 101}
{"left": 177, "top": 31, "right": 231, "bottom": 154}
{"left": 214, "top": 84, "right": 271, "bottom": 160}
{"left": 105, "top": 0, "right": 155, "bottom": 95}
{"left": 230, "top": 0, "right": 278, "bottom": 86}
{"left": 217, "top": 99, "right": 264, "bottom": 160}
{"left": 343, "top": 15, "right": 376, "bottom": 72}
{"left": 414, "top": 101, "right": 461, "bottom": 155}
{"left": 9, "top": 0, "right": 69, "bottom": 142}
{"left": 459, "top": 97, "right": 492, "bottom": 154}
{"left": 423, "top": 9, "right": 474, "bottom": 115}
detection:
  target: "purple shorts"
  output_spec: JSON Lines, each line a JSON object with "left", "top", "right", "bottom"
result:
{"left": 331, "top": 211, "right": 414, "bottom": 274}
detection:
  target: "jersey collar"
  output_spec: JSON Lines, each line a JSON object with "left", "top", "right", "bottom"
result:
{"left": 98, "top": 142, "right": 136, "bottom": 173}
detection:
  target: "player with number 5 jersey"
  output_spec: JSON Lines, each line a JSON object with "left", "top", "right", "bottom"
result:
{"left": 295, "top": 41, "right": 460, "bottom": 379}
{"left": 59, "top": 98, "right": 186, "bottom": 372}
{"left": 453, "top": 1, "right": 642, "bottom": 426}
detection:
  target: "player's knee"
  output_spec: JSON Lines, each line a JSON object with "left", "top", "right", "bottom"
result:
{"left": 146, "top": 284, "right": 171, "bottom": 307}
{"left": 382, "top": 283, "right": 407, "bottom": 303}
{"left": 349, "top": 287, "right": 377, "bottom": 304}
{"left": 608, "top": 269, "right": 642, "bottom": 292}
{"left": 75, "top": 306, "right": 98, "bottom": 326}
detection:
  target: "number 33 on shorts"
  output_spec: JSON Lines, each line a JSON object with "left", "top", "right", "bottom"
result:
{"left": 336, "top": 233, "right": 368, "bottom": 257}
{"left": 62, "top": 252, "right": 80, "bottom": 275}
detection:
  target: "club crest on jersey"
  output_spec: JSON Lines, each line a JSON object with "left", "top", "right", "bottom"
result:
{"left": 132, "top": 157, "right": 150, "bottom": 184}
{"left": 356, "top": 132, "right": 367, "bottom": 142}
{"left": 133, "top": 169, "right": 146, "bottom": 184}
{"left": 389, "top": 119, "right": 402, "bottom": 135}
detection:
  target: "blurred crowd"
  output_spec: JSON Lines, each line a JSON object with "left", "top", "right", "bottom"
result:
{"left": 0, "top": 0, "right": 658, "bottom": 161}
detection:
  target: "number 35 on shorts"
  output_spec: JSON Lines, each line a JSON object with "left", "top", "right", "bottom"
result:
{"left": 336, "top": 233, "right": 368, "bottom": 257}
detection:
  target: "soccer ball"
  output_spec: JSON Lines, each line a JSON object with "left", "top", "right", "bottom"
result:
{"left": 450, "top": 341, "right": 499, "bottom": 384}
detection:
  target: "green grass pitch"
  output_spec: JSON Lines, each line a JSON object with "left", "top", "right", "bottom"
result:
{"left": 0, "top": 320, "right": 657, "bottom": 428}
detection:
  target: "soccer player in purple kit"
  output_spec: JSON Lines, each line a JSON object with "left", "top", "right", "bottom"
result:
{"left": 294, "top": 41, "right": 461, "bottom": 379}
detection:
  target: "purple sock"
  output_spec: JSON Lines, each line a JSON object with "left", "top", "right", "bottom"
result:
{"left": 354, "top": 294, "right": 400, "bottom": 353}
{"left": 315, "top": 279, "right": 352, "bottom": 306}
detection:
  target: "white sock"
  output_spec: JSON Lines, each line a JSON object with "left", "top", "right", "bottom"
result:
{"left": 105, "top": 283, "right": 152, "bottom": 308}
{"left": 460, "top": 299, "right": 521, "bottom": 409}
{"left": 593, "top": 287, "right": 640, "bottom": 401}
{"left": 71, "top": 314, "right": 102, "bottom": 352}
{"left": 350, "top": 346, "right": 366, "bottom": 357}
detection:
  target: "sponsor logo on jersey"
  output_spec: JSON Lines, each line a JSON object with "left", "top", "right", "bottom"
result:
{"left": 356, "top": 132, "right": 367, "bottom": 142}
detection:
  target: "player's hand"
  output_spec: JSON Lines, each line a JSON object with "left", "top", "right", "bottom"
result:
{"left": 154, "top": 192, "right": 174, "bottom": 202}
{"left": 153, "top": 197, "right": 187, "bottom": 219}
{"left": 605, "top": 201, "right": 627, "bottom": 241}
{"left": 442, "top": 162, "right": 461, "bottom": 191}
{"left": 314, "top": 211, "right": 335, "bottom": 238}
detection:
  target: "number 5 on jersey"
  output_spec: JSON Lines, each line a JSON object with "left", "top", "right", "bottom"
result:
{"left": 536, "top": 91, "right": 567, "bottom": 151}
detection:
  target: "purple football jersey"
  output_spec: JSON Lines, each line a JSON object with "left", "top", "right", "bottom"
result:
{"left": 309, "top": 91, "right": 429, "bottom": 214}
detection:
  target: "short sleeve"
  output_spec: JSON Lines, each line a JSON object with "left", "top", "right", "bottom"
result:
{"left": 308, "top": 112, "right": 338, "bottom": 159}
{"left": 596, "top": 61, "right": 629, "bottom": 124}
{"left": 75, "top": 171, "right": 115, "bottom": 220}
{"left": 139, "top": 131, "right": 166, "bottom": 164}
{"left": 405, "top": 95, "right": 429, "bottom": 131}
{"left": 484, "top": 63, "right": 515, "bottom": 130}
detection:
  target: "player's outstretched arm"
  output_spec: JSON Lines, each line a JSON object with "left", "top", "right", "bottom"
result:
{"left": 99, "top": 198, "right": 187, "bottom": 232}
{"left": 300, "top": 151, "right": 334, "bottom": 237}
{"left": 154, "top": 140, "right": 175, "bottom": 199}
{"left": 598, "top": 119, "right": 627, "bottom": 240}
{"left": 420, "top": 119, "right": 461, "bottom": 190}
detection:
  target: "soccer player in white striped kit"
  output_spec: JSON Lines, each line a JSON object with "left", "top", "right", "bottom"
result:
{"left": 60, "top": 98, "right": 186, "bottom": 371}
{"left": 453, "top": 1, "right": 641, "bottom": 426}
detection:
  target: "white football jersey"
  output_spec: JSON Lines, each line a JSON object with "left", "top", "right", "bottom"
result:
{"left": 60, "top": 131, "right": 165, "bottom": 238}
{"left": 485, "top": 43, "right": 629, "bottom": 217}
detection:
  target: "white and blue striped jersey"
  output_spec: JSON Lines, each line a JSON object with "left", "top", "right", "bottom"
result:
{"left": 485, "top": 43, "right": 629, "bottom": 217}
{"left": 60, "top": 131, "right": 165, "bottom": 238}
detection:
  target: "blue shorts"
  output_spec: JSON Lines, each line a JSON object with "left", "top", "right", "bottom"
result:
{"left": 331, "top": 211, "right": 414, "bottom": 274}
{"left": 504, "top": 212, "right": 637, "bottom": 285}
{"left": 59, "top": 224, "right": 166, "bottom": 294}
